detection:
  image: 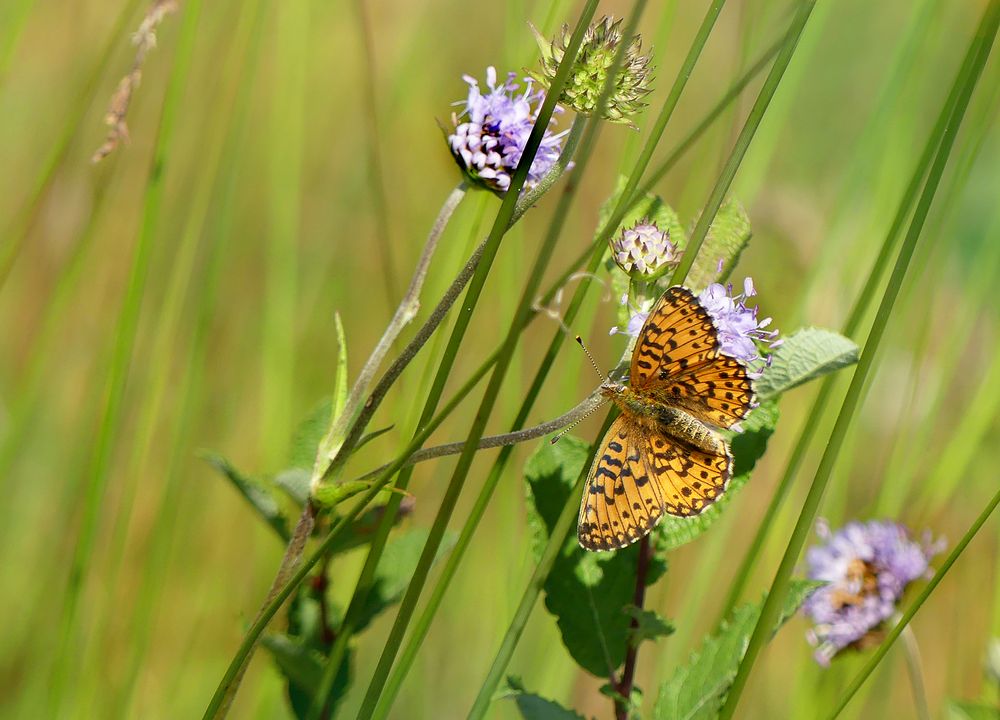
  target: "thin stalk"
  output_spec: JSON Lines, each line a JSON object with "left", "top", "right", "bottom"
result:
{"left": 205, "top": 6, "right": 597, "bottom": 716}
{"left": 363, "top": 2, "right": 658, "bottom": 710}
{"left": 613, "top": 536, "right": 653, "bottom": 720}
{"left": 473, "top": 0, "right": 804, "bottom": 712}
{"left": 467, "top": 413, "right": 615, "bottom": 720}
{"left": 828, "top": 485, "right": 1000, "bottom": 719}
{"left": 901, "top": 625, "right": 931, "bottom": 720}
{"left": 719, "top": 4, "right": 1000, "bottom": 716}
{"left": 668, "top": 0, "right": 815, "bottom": 287}
{"left": 85, "top": 0, "right": 262, "bottom": 708}
{"left": 52, "top": 0, "right": 203, "bottom": 712}
{"left": 117, "top": 0, "right": 268, "bottom": 712}
{"left": 718, "top": 55, "right": 952, "bottom": 611}
{"left": 0, "top": 0, "right": 144, "bottom": 289}
{"left": 353, "top": 0, "right": 398, "bottom": 307}
{"left": 261, "top": 0, "right": 308, "bottom": 465}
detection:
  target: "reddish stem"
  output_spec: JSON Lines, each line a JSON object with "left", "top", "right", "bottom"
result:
{"left": 614, "top": 535, "right": 652, "bottom": 720}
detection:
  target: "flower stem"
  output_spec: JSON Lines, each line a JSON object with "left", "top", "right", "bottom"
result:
{"left": 718, "top": 3, "right": 1000, "bottom": 716}
{"left": 614, "top": 536, "right": 653, "bottom": 720}
{"left": 350, "top": 20, "right": 601, "bottom": 710}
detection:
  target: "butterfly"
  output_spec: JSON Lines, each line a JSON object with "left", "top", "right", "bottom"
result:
{"left": 578, "top": 286, "right": 756, "bottom": 551}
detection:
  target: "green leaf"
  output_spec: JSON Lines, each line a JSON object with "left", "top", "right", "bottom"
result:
{"left": 524, "top": 437, "right": 667, "bottom": 677}
{"left": 503, "top": 676, "right": 587, "bottom": 720}
{"left": 353, "top": 527, "right": 457, "bottom": 633}
{"left": 654, "top": 581, "right": 820, "bottom": 720}
{"left": 203, "top": 452, "right": 290, "bottom": 542}
{"left": 948, "top": 701, "right": 1000, "bottom": 720}
{"left": 656, "top": 401, "right": 779, "bottom": 551}
{"left": 756, "top": 327, "right": 859, "bottom": 402}
{"left": 625, "top": 606, "right": 675, "bottom": 645}
{"left": 686, "top": 199, "right": 752, "bottom": 290}
{"left": 262, "top": 633, "right": 351, "bottom": 720}
{"left": 288, "top": 399, "right": 334, "bottom": 470}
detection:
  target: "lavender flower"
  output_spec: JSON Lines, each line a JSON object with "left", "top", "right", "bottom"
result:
{"left": 611, "top": 277, "right": 779, "bottom": 379}
{"left": 802, "top": 519, "right": 944, "bottom": 666}
{"left": 448, "top": 67, "right": 566, "bottom": 193}
{"left": 697, "top": 278, "right": 780, "bottom": 376}
{"left": 611, "top": 220, "right": 678, "bottom": 279}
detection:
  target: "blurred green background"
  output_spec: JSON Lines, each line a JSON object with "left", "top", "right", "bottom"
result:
{"left": 1, "top": 0, "right": 999, "bottom": 717}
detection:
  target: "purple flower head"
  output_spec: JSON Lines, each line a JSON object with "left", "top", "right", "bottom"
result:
{"left": 697, "top": 278, "right": 780, "bottom": 377}
{"left": 611, "top": 220, "right": 678, "bottom": 279}
{"left": 801, "top": 519, "right": 944, "bottom": 667}
{"left": 610, "top": 293, "right": 649, "bottom": 337}
{"left": 611, "top": 277, "right": 779, "bottom": 378}
{"left": 448, "top": 67, "right": 566, "bottom": 193}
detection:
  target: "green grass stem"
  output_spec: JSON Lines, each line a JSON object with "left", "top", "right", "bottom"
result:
{"left": 718, "top": 4, "right": 1000, "bottom": 716}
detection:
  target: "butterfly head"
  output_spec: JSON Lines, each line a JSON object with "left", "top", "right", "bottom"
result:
{"left": 600, "top": 380, "right": 628, "bottom": 399}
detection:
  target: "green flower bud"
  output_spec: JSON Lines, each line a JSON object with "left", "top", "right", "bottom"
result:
{"left": 531, "top": 16, "right": 653, "bottom": 125}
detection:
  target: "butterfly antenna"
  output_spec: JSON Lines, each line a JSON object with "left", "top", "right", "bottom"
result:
{"left": 575, "top": 335, "right": 608, "bottom": 384}
{"left": 550, "top": 400, "right": 607, "bottom": 445}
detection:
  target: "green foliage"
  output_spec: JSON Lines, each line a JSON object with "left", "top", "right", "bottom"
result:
{"left": 755, "top": 328, "right": 859, "bottom": 401}
{"left": 524, "top": 437, "right": 667, "bottom": 677}
{"left": 203, "top": 452, "right": 291, "bottom": 542}
{"left": 654, "top": 581, "right": 821, "bottom": 720}
{"left": 655, "top": 401, "right": 779, "bottom": 551}
{"left": 288, "top": 398, "right": 335, "bottom": 470}
{"left": 503, "top": 677, "right": 587, "bottom": 720}
{"left": 262, "top": 633, "right": 351, "bottom": 720}
{"left": 625, "top": 605, "right": 675, "bottom": 645}
{"left": 686, "top": 199, "right": 752, "bottom": 290}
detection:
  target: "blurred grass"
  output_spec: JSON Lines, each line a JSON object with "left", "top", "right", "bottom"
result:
{"left": 1, "top": 0, "right": 999, "bottom": 718}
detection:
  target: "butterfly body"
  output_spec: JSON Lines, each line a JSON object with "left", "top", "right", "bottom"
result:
{"left": 604, "top": 381, "right": 728, "bottom": 456}
{"left": 578, "top": 287, "right": 756, "bottom": 552}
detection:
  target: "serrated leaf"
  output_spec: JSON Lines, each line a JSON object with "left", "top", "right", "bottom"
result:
{"left": 625, "top": 606, "right": 675, "bottom": 645}
{"left": 504, "top": 676, "right": 587, "bottom": 720}
{"left": 686, "top": 200, "right": 752, "bottom": 290}
{"left": 656, "top": 401, "right": 779, "bottom": 551}
{"left": 654, "top": 581, "right": 821, "bottom": 720}
{"left": 524, "top": 437, "right": 667, "bottom": 677}
{"left": 948, "top": 701, "right": 1000, "bottom": 720}
{"left": 263, "top": 633, "right": 351, "bottom": 720}
{"left": 756, "top": 327, "right": 859, "bottom": 401}
{"left": 288, "top": 399, "right": 334, "bottom": 470}
{"left": 353, "top": 527, "right": 457, "bottom": 633}
{"left": 204, "top": 453, "right": 290, "bottom": 541}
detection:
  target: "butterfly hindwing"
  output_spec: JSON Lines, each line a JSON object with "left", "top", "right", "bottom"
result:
{"left": 657, "top": 354, "right": 755, "bottom": 429}
{"left": 579, "top": 416, "right": 664, "bottom": 551}
{"left": 578, "top": 415, "right": 734, "bottom": 551}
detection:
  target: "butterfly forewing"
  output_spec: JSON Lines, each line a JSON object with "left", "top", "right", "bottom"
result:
{"left": 632, "top": 286, "right": 755, "bottom": 430}
{"left": 630, "top": 287, "right": 721, "bottom": 391}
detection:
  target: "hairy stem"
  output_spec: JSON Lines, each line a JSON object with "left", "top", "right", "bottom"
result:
{"left": 614, "top": 536, "right": 653, "bottom": 720}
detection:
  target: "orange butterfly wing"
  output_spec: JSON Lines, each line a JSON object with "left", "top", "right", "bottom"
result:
{"left": 578, "top": 415, "right": 732, "bottom": 551}
{"left": 631, "top": 286, "right": 755, "bottom": 428}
